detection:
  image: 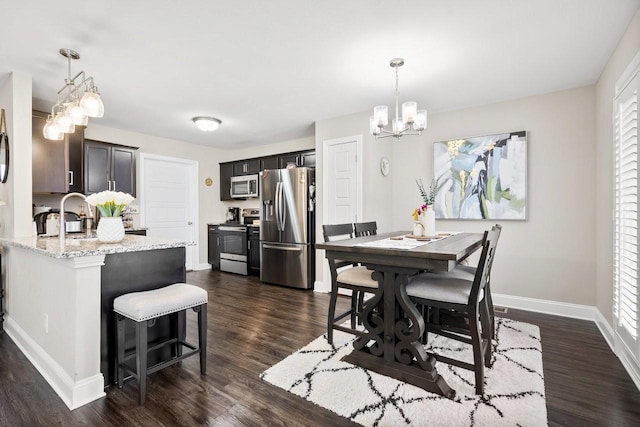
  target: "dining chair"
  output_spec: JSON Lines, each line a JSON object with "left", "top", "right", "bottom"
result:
{"left": 430, "top": 224, "right": 502, "bottom": 340}
{"left": 323, "top": 223, "right": 378, "bottom": 344}
{"left": 354, "top": 221, "right": 377, "bottom": 237}
{"left": 406, "top": 228, "right": 500, "bottom": 395}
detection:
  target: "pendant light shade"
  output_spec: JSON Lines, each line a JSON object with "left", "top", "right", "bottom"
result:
{"left": 43, "top": 118, "right": 63, "bottom": 140}
{"left": 80, "top": 90, "right": 104, "bottom": 118}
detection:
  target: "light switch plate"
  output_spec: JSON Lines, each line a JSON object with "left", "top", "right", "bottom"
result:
{"left": 128, "top": 204, "right": 140, "bottom": 214}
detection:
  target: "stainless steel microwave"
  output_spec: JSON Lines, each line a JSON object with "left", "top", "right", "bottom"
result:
{"left": 230, "top": 174, "right": 259, "bottom": 198}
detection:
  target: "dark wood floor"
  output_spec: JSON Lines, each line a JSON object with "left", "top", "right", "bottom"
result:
{"left": 0, "top": 270, "right": 639, "bottom": 426}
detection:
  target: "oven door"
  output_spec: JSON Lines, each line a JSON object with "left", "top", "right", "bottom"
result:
{"left": 218, "top": 226, "right": 248, "bottom": 275}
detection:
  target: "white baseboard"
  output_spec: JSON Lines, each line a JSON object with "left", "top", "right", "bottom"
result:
{"left": 493, "top": 292, "right": 640, "bottom": 391}
{"left": 594, "top": 309, "right": 615, "bottom": 352}
{"left": 194, "top": 263, "right": 212, "bottom": 271}
{"left": 314, "top": 280, "right": 330, "bottom": 293}
{"left": 493, "top": 293, "right": 596, "bottom": 320}
{"left": 495, "top": 291, "right": 616, "bottom": 351}
{"left": 4, "top": 316, "right": 105, "bottom": 410}
{"left": 615, "top": 336, "right": 640, "bottom": 392}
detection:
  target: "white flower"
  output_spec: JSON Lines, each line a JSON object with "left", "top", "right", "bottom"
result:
{"left": 85, "top": 190, "right": 135, "bottom": 217}
{"left": 113, "top": 191, "right": 134, "bottom": 205}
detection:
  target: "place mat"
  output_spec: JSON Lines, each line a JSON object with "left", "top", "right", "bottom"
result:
{"left": 355, "top": 237, "right": 430, "bottom": 250}
{"left": 261, "top": 318, "right": 547, "bottom": 426}
{"left": 355, "top": 232, "right": 456, "bottom": 250}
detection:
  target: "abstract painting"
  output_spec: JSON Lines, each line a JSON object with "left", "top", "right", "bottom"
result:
{"left": 433, "top": 131, "right": 527, "bottom": 220}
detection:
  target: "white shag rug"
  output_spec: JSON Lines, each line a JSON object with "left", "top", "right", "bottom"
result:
{"left": 261, "top": 318, "right": 547, "bottom": 426}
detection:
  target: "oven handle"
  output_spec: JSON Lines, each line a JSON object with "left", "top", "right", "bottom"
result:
{"left": 219, "top": 226, "right": 247, "bottom": 232}
{"left": 262, "top": 244, "right": 302, "bottom": 252}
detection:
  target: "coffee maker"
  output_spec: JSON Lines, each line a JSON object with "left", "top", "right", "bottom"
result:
{"left": 226, "top": 207, "right": 240, "bottom": 223}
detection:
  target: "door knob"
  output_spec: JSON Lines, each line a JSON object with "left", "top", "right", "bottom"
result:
{"left": 188, "top": 221, "right": 193, "bottom": 225}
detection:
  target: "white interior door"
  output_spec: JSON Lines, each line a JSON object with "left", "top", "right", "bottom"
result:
{"left": 140, "top": 153, "right": 198, "bottom": 270}
{"left": 321, "top": 135, "right": 363, "bottom": 293}
{"left": 327, "top": 140, "right": 359, "bottom": 224}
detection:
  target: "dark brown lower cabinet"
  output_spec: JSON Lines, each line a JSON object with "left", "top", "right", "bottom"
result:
{"left": 100, "top": 247, "right": 186, "bottom": 385}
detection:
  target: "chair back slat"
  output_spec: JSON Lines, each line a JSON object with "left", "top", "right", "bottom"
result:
{"left": 469, "top": 228, "right": 500, "bottom": 305}
{"left": 354, "top": 221, "right": 377, "bottom": 237}
{"left": 323, "top": 223, "right": 356, "bottom": 271}
{"left": 323, "top": 223, "right": 354, "bottom": 242}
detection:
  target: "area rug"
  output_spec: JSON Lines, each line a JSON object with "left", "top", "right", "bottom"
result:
{"left": 261, "top": 318, "right": 547, "bottom": 426}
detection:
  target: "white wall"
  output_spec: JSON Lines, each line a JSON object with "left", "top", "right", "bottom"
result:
{"left": 394, "top": 87, "right": 597, "bottom": 305}
{"left": 0, "top": 72, "right": 33, "bottom": 239}
{"left": 595, "top": 8, "right": 640, "bottom": 324}
{"left": 314, "top": 111, "right": 394, "bottom": 288}
{"left": 314, "top": 87, "right": 597, "bottom": 306}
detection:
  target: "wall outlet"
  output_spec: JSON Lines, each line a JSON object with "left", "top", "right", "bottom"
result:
{"left": 43, "top": 313, "right": 49, "bottom": 334}
{"left": 128, "top": 205, "right": 140, "bottom": 214}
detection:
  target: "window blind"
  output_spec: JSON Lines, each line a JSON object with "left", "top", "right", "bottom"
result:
{"left": 615, "top": 86, "right": 639, "bottom": 341}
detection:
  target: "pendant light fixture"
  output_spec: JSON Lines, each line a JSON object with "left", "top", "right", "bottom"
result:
{"left": 43, "top": 48, "right": 104, "bottom": 140}
{"left": 369, "top": 58, "right": 427, "bottom": 139}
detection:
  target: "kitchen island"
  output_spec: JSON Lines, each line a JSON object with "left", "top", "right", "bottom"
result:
{"left": 0, "top": 234, "right": 194, "bottom": 410}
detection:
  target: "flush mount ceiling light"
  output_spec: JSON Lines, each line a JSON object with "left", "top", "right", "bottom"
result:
{"left": 192, "top": 116, "right": 222, "bottom": 132}
{"left": 43, "top": 48, "right": 104, "bottom": 141}
{"left": 369, "top": 58, "right": 427, "bottom": 140}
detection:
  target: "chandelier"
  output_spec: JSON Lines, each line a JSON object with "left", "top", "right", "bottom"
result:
{"left": 369, "top": 58, "right": 427, "bottom": 139}
{"left": 43, "top": 48, "right": 104, "bottom": 140}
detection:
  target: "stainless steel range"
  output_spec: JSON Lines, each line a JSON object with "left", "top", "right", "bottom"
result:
{"left": 218, "top": 224, "right": 248, "bottom": 275}
{"left": 218, "top": 208, "right": 261, "bottom": 276}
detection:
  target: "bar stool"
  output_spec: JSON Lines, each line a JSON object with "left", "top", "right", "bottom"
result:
{"left": 114, "top": 283, "right": 208, "bottom": 404}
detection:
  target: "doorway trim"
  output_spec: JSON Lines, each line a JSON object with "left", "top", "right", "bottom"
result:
{"left": 318, "top": 134, "right": 363, "bottom": 293}
{"left": 139, "top": 152, "right": 199, "bottom": 270}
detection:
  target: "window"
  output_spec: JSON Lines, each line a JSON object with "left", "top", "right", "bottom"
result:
{"left": 614, "top": 57, "right": 640, "bottom": 359}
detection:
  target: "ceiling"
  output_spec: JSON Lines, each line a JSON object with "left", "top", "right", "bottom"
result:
{"left": 1, "top": 1, "right": 638, "bottom": 149}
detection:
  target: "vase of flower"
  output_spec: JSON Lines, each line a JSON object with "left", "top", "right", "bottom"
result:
{"left": 416, "top": 178, "right": 438, "bottom": 236}
{"left": 422, "top": 205, "right": 436, "bottom": 237}
{"left": 86, "top": 190, "right": 135, "bottom": 243}
{"left": 96, "top": 216, "right": 125, "bottom": 243}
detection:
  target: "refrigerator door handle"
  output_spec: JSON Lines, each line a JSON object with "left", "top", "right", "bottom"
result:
{"left": 275, "top": 182, "right": 282, "bottom": 232}
{"left": 262, "top": 244, "right": 302, "bottom": 252}
{"left": 279, "top": 180, "right": 286, "bottom": 231}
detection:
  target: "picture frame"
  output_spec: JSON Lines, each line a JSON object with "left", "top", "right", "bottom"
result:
{"left": 433, "top": 131, "right": 527, "bottom": 220}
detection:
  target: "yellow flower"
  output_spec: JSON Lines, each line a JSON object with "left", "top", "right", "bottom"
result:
{"left": 412, "top": 208, "right": 420, "bottom": 222}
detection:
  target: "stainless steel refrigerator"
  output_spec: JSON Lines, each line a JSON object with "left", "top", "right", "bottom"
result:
{"left": 260, "top": 167, "right": 315, "bottom": 289}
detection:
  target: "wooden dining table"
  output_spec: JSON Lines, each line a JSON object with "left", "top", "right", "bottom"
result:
{"left": 316, "top": 230, "right": 484, "bottom": 398}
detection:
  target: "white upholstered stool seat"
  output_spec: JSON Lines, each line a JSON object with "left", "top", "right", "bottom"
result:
{"left": 114, "top": 283, "right": 208, "bottom": 405}
{"left": 407, "top": 274, "right": 483, "bottom": 305}
{"left": 114, "top": 283, "right": 208, "bottom": 322}
{"left": 337, "top": 266, "right": 377, "bottom": 288}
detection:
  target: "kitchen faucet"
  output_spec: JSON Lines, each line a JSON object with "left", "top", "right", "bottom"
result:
{"left": 59, "top": 193, "right": 94, "bottom": 249}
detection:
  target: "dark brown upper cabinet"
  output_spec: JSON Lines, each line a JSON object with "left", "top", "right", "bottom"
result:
{"left": 278, "top": 150, "right": 315, "bottom": 168}
{"left": 32, "top": 110, "right": 84, "bottom": 194}
{"left": 219, "top": 149, "right": 315, "bottom": 202}
{"left": 233, "top": 159, "right": 260, "bottom": 176}
{"left": 84, "top": 139, "right": 137, "bottom": 197}
{"left": 219, "top": 162, "right": 233, "bottom": 201}
{"left": 261, "top": 156, "right": 279, "bottom": 170}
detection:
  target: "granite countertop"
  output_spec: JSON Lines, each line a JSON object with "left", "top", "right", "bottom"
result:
{"left": 0, "top": 234, "right": 195, "bottom": 259}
